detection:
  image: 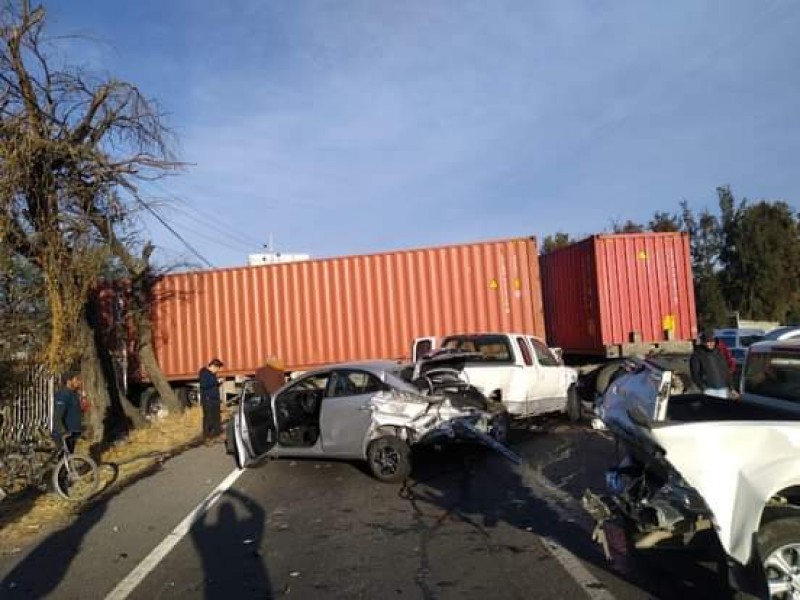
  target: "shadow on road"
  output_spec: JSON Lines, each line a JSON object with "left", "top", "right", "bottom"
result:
{"left": 0, "top": 455, "right": 182, "bottom": 596}
{"left": 189, "top": 488, "right": 272, "bottom": 599}
{"left": 1, "top": 500, "right": 107, "bottom": 597}
{"left": 403, "top": 420, "right": 734, "bottom": 599}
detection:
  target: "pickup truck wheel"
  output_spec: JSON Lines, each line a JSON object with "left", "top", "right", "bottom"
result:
{"left": 758, "top": 517, "right": 800, "bottom": 598}
{"left": 367, "top": 437, "right": 411, "bottom": 484}
{"left": 489, "top": 412, "right": 510, "bottom": 444}
{"left": 566, "top": 386, "right": 581, "bottom": 423}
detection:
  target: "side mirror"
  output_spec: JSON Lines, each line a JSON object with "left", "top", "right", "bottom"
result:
{"left": 550, "top": 347, "right": 564, "bottom": 364}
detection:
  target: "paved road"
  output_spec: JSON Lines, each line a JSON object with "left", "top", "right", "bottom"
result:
{"left": 0, "top": 421, "right": 736, "bottom": 599}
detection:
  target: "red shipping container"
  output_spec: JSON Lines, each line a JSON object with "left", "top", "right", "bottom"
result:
{"left": 540, "top": 233, "right": 697, "bottom": 357}
{"left": 148, "top": 237, "right": 546, "bottom": 381}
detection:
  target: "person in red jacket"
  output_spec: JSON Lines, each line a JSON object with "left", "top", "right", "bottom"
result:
{"left": 715, "top": 336, "right": 737, "bottom": 376}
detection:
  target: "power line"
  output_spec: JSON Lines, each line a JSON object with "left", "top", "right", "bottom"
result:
{"left": 144, "top": 181, "right": 267, "bottom": 250}
{"left": 137, "top": 200, "right": 215, "bottom": 269}
{"left": 165, "top": 218, "right": 256, "bottom": 255}
{"left": 166, "top": 203, "right": 261, "bottom": 253}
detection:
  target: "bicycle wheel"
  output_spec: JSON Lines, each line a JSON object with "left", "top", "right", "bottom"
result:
{"left": 1, "top": 454, "right": 31, "bottom": 497}
{"left": 52, "top": 454, "right": 99, "bottom": 502}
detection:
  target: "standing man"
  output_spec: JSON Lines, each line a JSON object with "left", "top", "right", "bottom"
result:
{"left": 690, "top": 329, "right": 739, "bottom": 399}
{"left": 199, "top": 358, "right": 224, "bottom": 444}
{"left": 715, "top": 335, "right": 737, "bottom": 376}
{"left": 53, "top": 370, "right": 83, "bottom": 453}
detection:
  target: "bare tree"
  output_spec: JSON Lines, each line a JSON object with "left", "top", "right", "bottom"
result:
{"left": 0, "top": 1, "right": 184, "bottom": 440}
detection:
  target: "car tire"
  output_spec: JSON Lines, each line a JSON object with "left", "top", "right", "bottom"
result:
{"left": 596, "top": 361, "right": 626, "bottom": 397}
{"left": 669, "top": 372, "right": 689, "bottom": 396}
{"left": 367, "top": 436, "right": 411, "bottom": 484}
{"left": 450, "top": 385, "right": 488, "bottom": 411}
{"left": 489, "top": 411, "right": 511, "bottom": 444}
{"left": 758, "top": 516, "right": 800, "bottom": 596}
{"left": 566, "top": 385, "right": 581, "bottom": 423}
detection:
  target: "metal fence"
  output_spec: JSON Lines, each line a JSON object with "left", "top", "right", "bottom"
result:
{"left": 0, "top": 365, "right": 54, "bottom": 448}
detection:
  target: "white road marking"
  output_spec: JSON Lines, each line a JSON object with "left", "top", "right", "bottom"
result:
{"left": 541, "top": 536, "right": 617, "bottom": 600}
{"left": 105, "top": 467, "right": 244, "bottom": 600}
{"left": 518, "top": 459, "right": 618, "bottom": 599}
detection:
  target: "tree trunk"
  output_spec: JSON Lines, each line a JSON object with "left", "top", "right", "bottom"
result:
{"left": 81, "top": 299, "right": 148, "bottom": 445}
{"left": 78, "top": 315, "right": 112, "bottom": 445}
{"left": 134, "top": 312, "right": 182, "bottom": 414}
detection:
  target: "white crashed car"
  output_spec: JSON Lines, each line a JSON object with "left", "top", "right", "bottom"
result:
{"left": 584, "top": 358, "right": 800, "bottom": 599}
{"left": 231, "top": 355, "right": 516, "bottom": 483}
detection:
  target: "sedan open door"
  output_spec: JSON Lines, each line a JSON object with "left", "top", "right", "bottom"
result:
{"left": 234, "top": 380, "right": 277, "bottom": 467}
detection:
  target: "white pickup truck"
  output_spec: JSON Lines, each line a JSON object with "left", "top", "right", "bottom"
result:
{"left": 412, "top": 333, "right": 580, "bottom": 421}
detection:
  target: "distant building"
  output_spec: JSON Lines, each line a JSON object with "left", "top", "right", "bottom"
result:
{"left": 248, "top": 252, "right": 311, "bottom": 267}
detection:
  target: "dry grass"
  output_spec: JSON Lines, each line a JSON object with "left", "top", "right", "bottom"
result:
{"left": 0, "top": 405, "right": 231, "bottom": 552}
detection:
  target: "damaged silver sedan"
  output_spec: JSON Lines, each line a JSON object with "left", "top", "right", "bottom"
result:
{"left": 232, "top": 357, "right": 517, "bottom": 483}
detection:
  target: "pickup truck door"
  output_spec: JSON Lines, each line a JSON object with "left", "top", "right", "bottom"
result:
{"left": 527, "top": 336, "right": 568, "bottom": 413}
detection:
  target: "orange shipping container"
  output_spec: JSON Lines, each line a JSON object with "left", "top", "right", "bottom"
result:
{"left": 149, "top": 237, "right": 546, "bottom": 381}
{"left": 539, "top": 232, "right": 697, "bottom": 358}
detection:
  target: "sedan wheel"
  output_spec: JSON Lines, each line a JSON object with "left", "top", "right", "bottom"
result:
{"left": 367, "top": 436, "right": 411, "bottom": 484}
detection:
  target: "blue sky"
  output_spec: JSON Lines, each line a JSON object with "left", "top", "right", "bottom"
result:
{"left": 48, "top": 1, "right": 800, "bottom": 268}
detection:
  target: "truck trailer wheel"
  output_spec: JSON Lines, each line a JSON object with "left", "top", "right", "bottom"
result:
{"left": 140, "top": 388, "right": 167, "bottom": 420}
{"left": 177, "top": 386, "right": 199, "bottom": 408}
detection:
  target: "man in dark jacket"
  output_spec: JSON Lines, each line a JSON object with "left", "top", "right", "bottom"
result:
{"left": 690, "top": 329, "right": 739, "bottom": 399}
{"left": 199, "top": 358, "right": 224, "bottom": 443}
{"left": 52, "top": 371, "right": 83, "bottom": 453}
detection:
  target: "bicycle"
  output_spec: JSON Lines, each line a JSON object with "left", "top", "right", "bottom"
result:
{"left": 0, "top": 432, "right": 99, "bottom": 502}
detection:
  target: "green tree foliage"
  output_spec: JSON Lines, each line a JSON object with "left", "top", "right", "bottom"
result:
{"left": 611, "top": 220, "right": 645, "bottom": 233}
{"left": 680, "top": 201, "right": 728, "bottom": 328}
{"left": 720, "top": 199, "right": 800, "bottom": 322}
{"left": 648, "top": 211, "right": 682, "bottom": 232}
{"left": 0, "top": 2, "right": 182, "bottom": 437}
{"left": 541, "top": 232, "right": 574, "bottom": 254}
{"left": 0, "top": 251, "right": 47, "bottom": 356}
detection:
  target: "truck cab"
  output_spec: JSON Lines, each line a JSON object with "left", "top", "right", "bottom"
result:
{"left": 412, "top": 333, "right": 579, "bottom": 421}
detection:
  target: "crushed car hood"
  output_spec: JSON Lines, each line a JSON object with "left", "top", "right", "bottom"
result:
{"left": 650, "top": 422, "right": 800, "bottom": 565}
{"left": 601, "top": 360, "right": 800, "bottom": 565}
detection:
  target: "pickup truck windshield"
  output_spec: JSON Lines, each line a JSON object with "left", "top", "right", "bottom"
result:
{"left": 440, "top": 335, "right": 514, "bottom": 363}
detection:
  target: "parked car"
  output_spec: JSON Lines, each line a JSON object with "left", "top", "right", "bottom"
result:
{"left": 762, "top": 326, "right": 800, "bottom": 343}
{"left": 411, "top": 332, "right": 580, "bottom": 421}
{"left": 584, "top": 358, "right": 800, "bottom": 599}
{"left": 714, "top": 327, "right": 765, "bottom": 366}
{"left": 229, "top": 357, "right": 517, "bottom": 483}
